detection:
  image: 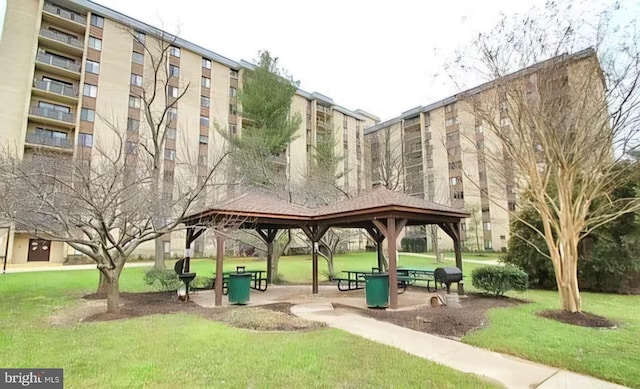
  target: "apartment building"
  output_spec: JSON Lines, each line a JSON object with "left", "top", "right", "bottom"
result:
{"left": 0, "top": 0, "right": 378, "bottom": 264}
{"left": 365, "top": 48, "right": 599, "bottom": 252}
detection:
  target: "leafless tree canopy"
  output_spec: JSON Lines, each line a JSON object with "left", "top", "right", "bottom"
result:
{"left": 450, "top": 1, "right": 640, "bottom": 312}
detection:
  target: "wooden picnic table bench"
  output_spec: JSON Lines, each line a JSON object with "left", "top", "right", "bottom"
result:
{"left": 334, "top": 270, "right": 369, "bottom": 291}
{"left": 397, "top": 268, "right": 437, "bottom": 291}
{"left": 211, "top": 267, "right": 269, "bottom": 295}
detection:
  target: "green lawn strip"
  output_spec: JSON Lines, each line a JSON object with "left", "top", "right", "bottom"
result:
{"left": 0, "top": 272, "right": 497, "bottom": 389}
{"left": 462, "top": 289, "right": 640, "bottom": 387}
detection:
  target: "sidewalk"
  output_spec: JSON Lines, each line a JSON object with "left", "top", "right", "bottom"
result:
{"left": 401, "top": 252, "right": 502, "bottom": 266}
{"left": 2, "top": 261, "right": 155, "bottom": 274}
{"left": 291, "top": 303, "right": 627, "bottom": 389}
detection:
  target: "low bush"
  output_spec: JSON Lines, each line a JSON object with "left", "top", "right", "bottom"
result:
{"left": 401, "top": 236, "right": 426, "bottom": 253}
{"left": 144, "top": 268, "right": 182, "bottom": 291}
{"left": 472, "top": 266, "right": 528, "bottom": 296}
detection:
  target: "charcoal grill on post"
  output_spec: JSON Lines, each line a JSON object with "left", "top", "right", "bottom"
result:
{"left": 434, "top": 267, "right": 463, "bottom": 294}
{"left": 174, "top": 258, "right": 196, "bottom": 301}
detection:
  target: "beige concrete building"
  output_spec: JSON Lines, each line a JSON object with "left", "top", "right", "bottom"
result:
{"left": 365, "top": 48, "right": 598, "bottom": 252}
{"left": 0, "top": 0, "right": 378, "bottom": 264}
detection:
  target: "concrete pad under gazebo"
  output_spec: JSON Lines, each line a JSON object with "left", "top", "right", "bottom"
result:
{"left": 181, "top": 187, "right": 469, "bottom": 309}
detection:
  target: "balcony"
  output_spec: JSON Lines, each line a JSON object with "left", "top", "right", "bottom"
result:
{"left": 42, "top": 3, "right": 87, "bottom": 31}
{"left": 29, "top": 106, "right": 75, "bottom": 128}
{"left": 25, "top": 133, "right": 73, "bottom": 150}
{"left": 33, "top": 80, "right": 78, "bottom": 103}
{"left": 36, "top": 52, "right": 81, "bottom": 78}
{"left": 39, "top": 28, "right": 84, "bottom": 53}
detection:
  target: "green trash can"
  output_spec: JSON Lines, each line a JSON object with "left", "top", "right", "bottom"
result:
{"left": 365, "top": 273, "right": 389, "bottom": 308}
{"left": 228, "top": 272, "right": 252, "bottom": 305}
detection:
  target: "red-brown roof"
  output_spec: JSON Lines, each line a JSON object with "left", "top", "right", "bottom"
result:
{"left": 184, "top": 187, "right": 468, "bottom": 226}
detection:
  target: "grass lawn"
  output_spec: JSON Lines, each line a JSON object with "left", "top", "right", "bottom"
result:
{"left": 0, "top": 260, "right": 497, "bottom": 388}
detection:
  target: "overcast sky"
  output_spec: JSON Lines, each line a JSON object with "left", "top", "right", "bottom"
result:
{"left": 0, "top": 0, "right": 629, "bottom": 120}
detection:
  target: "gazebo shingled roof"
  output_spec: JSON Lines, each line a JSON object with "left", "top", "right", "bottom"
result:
{"left": 182, "top": 187, "right": 469, "bottom": 309}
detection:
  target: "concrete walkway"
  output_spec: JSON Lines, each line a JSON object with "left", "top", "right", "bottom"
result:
{"left": 2, "top": 261, "right": 155, "bottom": 274}
{"left": 291, "top": 303, "right": 627, "bottom": 389}
{"left": 401, "top": 252, "right": 502, "bottom": 266}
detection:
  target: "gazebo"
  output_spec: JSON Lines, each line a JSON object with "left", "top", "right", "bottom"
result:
{"left": 181, "top": 187, "right": 469, "bottom": 309}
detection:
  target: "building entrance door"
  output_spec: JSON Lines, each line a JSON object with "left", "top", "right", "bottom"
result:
{"left": 27, "top": 239, "right": 51, "bottom": 262}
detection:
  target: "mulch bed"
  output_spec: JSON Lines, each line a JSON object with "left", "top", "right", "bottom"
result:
{"left": 337, "top": 293, "right": 525, "bottom": 339}
{"left": 537, "top": 310, "right": 617, "bottom": 328}
{"left": 81, "top": 292, "right": 320, "bottom": 331}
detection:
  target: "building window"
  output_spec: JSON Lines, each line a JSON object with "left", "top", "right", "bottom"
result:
{"left": 164, "top": 149, "right": 176, "bottom": 160}
{"left": 199, "top": 135, "right": 209, "bottom": 144}
{"left": 229, "top": 87, "right": 237, "bottom": 97}
{"left": 201, "top": 96, "right": 210, "bottom": 108}
{"left": 230, "top": 69, "right": 238, "bottom": 78}
{"left": 134, "top": 31, "right": 146, "bottom": 44}
{"left": 85, "top": 60, "right": 100, "bottom": 74}
{"left": 169, "top": 46, "right": 180, "bottom": 57}
{"left": 168, "top": 86, "right": 178, "bottom": 98}
{"left": 83, "top": 83, "right": 97, "bottom": 97}
{"left": 201, "top": 77, "right": 210, "bottom": 88}
{"left": 500, "top": 235, "right": 506, "bottom": 241}
{"left": 167, "top": 107, "right": 177, "bottom": 121}
{"left": 449, "top": 176, "right": 460, "bottom": 186}
{"left": 88, "top": 36, "right": 102, "bottom": 51}
{"left": 460, "top": 223, "right": 466, "bottom": 231}
{"left": 483, "top": 222, "right": 491, "bottom": 231}
{"left": 130, "top": 73, "right": 143, "bottom": 87}
{"left": 484, "top": 240, "right": 493, "bottom": 250}
{"left": 453, "top": 191, "right": 464, "bottom": 199}
{"left": 229, "top": 123, "right": 237, "bottom": 134}
{"left": 445, "top": 103, "right": 456, "bottom": 113}
{"left": 132, "top": 51, "right": 144, "bottom": 65}
{"left": 229, "top": 104, "right": 237, "bottom": 115}
{"left": 90, "top": 14, "right": 104, "bottom": 28}
{"left": 169, "top": 64, "right": 180, "bottom": 77}
{"left": 200, "top": 116, "right": 209, "bottom": 127}
{"left": 125, "top": 141, "right": 137, "bottom": 154}
{"left": 80, "top": 108, "right": 95, "bottom": 122}
{"left": 508, "top": 202, "right": 517, "bottom": 211}
{"left": 445, "top": 117, "right": 457, "bottom": 126}
{"left": 198, "top": 155, "right": 207, "bottom": 166}
{"left": 166, "top": 127, "right": 176, "bottom": 140}
{"left": 78, "top": 133, "right": 93, "bottom": 147}
{"left": 202, "top": 58, "right": 211, "bottom": 69}
{"left": 127, "top": 118, "right": 139, "bottom": 132}
{"left": 129, "top": 95, "right": 141, "bottom": 109}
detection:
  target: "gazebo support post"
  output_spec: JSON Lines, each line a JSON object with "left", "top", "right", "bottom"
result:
{"left": 364, "top": 226, "right": 385, "bottom": 271}
{"left": 301, "top": 225, "right": 329, "bottom": 294}
{"left": 438, "top": 222, "right": 465, "bottom": 295}
{"left": 256, "top": 228, "right": 278, "bottom": 284}
{"left": 372, "top": 218, "right": 407, "bottom": 310}
{"left": 214, "top": 233, "right": 225, "bottom": 307}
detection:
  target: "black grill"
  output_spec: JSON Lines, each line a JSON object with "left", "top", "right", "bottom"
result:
{"left": 434, "top": 267, "right": 463, "bottom": 293}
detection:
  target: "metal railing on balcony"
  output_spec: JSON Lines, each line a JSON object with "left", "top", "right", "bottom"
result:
{"left": 33, "top": 80, "right": 77, "bottom": 98}
{"left": 43, "top": 2, "right": 87, "bottom": 25}
{"left": 39, "top": 28, "right": 83, "bottom": 49}
{"left": 29, "top": 106, "right": 75, "bottom": 123}
{"left": 25, "top": 133, "right": 73, "bottom": 149}
{"left": 36, "top": 52, "right": 80, "bottom": 72}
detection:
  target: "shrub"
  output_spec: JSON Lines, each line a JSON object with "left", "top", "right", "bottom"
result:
{"left": 472, "top": 266, "right": 528, "bottom": 296}
{"left": 401, "top": 236, "right": 426, "bottom": 253}
{"left": 144, "top": 268, "right": 182, "bottom": 291}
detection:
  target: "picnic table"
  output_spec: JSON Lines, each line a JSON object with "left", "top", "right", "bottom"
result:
{"left": 334, "top": 270, "right": 370, "bottom": 291}
{"left": 397, "top": 267, "right": 436, "bottom": 291}
{"left": 212, "top": 267, "right": 269, "bottom": 295}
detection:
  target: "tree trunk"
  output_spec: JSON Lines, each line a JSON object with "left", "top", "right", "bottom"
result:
{"left": 106, "top": 275, "right": 120, "bottom": 314}
{"left": 154, "top": 236, "right": 166, "bottom": 269}
{"left": 96, "top": 272, "right": 108, "bottom": 297}
{"left": 551, "top": 237, "right": 582, "bottom": 312}
{"left": 430, "top": 226, "right": 440, "bottom": 263}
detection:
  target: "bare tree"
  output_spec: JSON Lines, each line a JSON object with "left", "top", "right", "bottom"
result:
{"left": 126, "top": 28, "right": 191, "bottom": 270}
{"left": 369, "top": 127, "right": 403, "bottom": 190}
{"left": 452, "top": 2, "right": 640, "bottom": 312}
{"left": 0, "top": 131, "right": 228, "bottom": 313}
